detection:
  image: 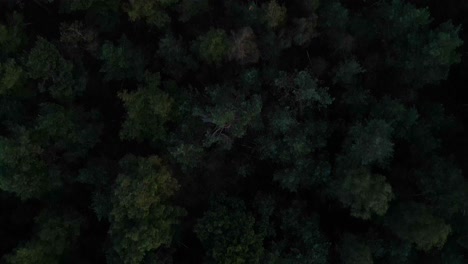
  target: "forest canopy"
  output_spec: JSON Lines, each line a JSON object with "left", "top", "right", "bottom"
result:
{"left": 0, "top": 0, "right": 467, "bottom": 263}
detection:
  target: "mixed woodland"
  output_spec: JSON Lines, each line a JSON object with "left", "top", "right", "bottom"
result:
{"left": 0, "top": 0, "right": 467, "bottom": 263}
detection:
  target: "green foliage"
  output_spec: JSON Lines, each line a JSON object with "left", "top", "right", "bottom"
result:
{"left": 378, "top": 0, "right": 463, "bottom": 87}
{"left": 0, "top": 12, "right": 26, "bottom": 57}
{"left": 294, "top": 0, "right": 320, "bottom": 14}
{"left": 321, "top": 1, "right": 349, "bottom": 30}
{"left": 0, "top": 0, "right": 465, "bottom": 263}
{"left": 263, "top": 0, "right": 287, "bottom": 29}
{"left": 415, "top": 156, "right": 467, "bottom": 218}
{"left": 26, "top": 38, "right": 86, "bottom": 101}
{"left": 0, "top": 59, "right": 23, "bottom": 95}
{"left": 109, "top": 155, "right": 185, "bottom": 264}
{"left": 252, "top": 194, "right": 276, "bottom": 237}
{"left": 157, "top": 33, "right": 198, "bottom": 78}
{"left": 100, "top": 36, "right": 146, "bottom": 81}
{"left": 403, "top": 104, "right": 456, "bottom": 160}
{"left": 26, "top": 38, "right": 66, "bottom": 80}
{"left": 34, "top": 103, "right": 102, "bottom": 161}
{"left": 4, "top": 210, "right": 83, "bottom": 264}
{"left": 339, "top": 234, "right": 373, "bottom": 264}
{"left": 291, "top": 17, "right": 318, "bottom": 46}
{"left": 340, "top": 86, "right": 370, "bottom": 117}
{"left": 333, "top": 59, "right": 365, "bottom": 86}
{"left": 222, "top": 0, "right": 263, "bottom": 29}
{"left": 119, "top": 72, "right": 174, "bottom": 142}
{"left": 369, "top": 98, "right": 419, "bottom": 139}
{"left": 380, "top": 0, "right": 431, "bottom": 37}
{"left": 195, "top": 196, "right": 264, "bottom": 264}
{"left": 260, "top": 134, "right": 323, "bottom": 187}
{"left": 0, "top": 102, "right": 101, "bottom": 200}
{"left": 125, "top": 0, "right": 178, "bottom": 28}
{"left": 370, "top": 238, "right": 413, "bottom": 264}
{"left": 428, "top": 22, "right": 463, "bottom": 65}
{"left": 177, "top": 0, "right": 210, "bottom": 22}
{"left": 59, "top": 0, "right": 121, "bottom": 31}
{"left": 386, "top": 203, "right": 451, "bottom": 251}
{"left": 240, "top": 68, "right": 261, "bottom": 89}
{"left": 335, "top": 168, "right": 393, "bottom": 219}
{"left": 60, "top": 21, "right": 99, "bottom": 56}
{"left": 194, "top": 29, "right": 230, "bottom": 65}
{"left": 0, "top": 98, "right": 25, "bottom": 127}
{"left": 77, "top": 158, "right": 115, "bottom": 221}
{"left": 195, "top": 85, "right": 262, "bottom": 149}
{"left": 257, "top": 70, "right": 332, "bottom": 190}
{"left": 439, "top": 241, "right": 465, "bottom": 264}
{"left": 274, "top": 70, "right": 333, "bottom": 108}
{"left": 0, "top": 128, "right": 60, "bottom": 200}
{"left": 265, "top": 204, "right": 330, "bottom": 264}
{"left": 344, "top": 119, "right": 394, "bottom": 166}
{"left": 229, "top": 27, "right": 260, "bottom": 65}
{"left": 62, "top": 0, "right": 96, "bottom": 11}
{"left": 168, "top": 143, "right": 204, "bottom": 171}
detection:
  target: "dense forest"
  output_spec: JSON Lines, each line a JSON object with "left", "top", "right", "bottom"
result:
{"left": 0, "top": 0, "right": 467, "bottom": 263}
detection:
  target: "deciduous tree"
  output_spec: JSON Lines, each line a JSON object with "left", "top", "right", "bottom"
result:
{"left": 109, "top": 155, "right": 185, "bottom": 264}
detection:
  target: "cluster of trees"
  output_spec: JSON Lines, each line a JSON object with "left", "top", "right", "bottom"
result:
{"left": 0, "top": 0, "right": 467, "bottom": 263}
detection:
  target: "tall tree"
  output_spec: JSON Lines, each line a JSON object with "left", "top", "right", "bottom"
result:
{"left": 3, "top": 210, "right": 83, "bottom": 264}
{"left": 108, "top": 155, "right": 185, "bottom": 264}
{"left": 195, "top": 195, "right": 265, "bottom": 264}
{"left": 119, "top": 72, "right": 174, "bottom": 143}
{"left": 385, "top": 202, "right": 452, "bottom": 251}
